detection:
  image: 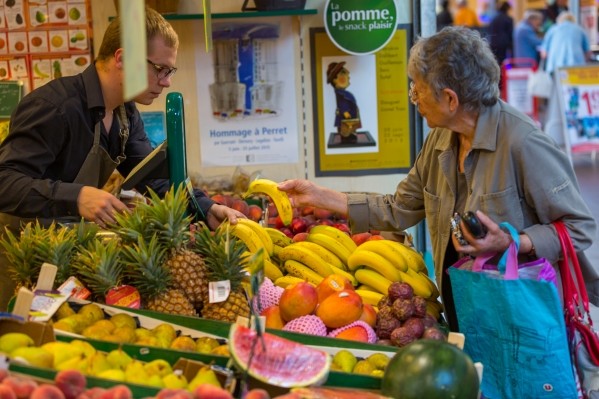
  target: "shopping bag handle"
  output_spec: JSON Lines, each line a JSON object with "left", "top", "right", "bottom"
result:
{"left": 471, "top": 222, "right": 519, "bottom": 279}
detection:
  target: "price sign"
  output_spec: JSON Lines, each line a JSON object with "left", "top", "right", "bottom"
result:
{"left": 557, "top": 66, "right": 599, "bottom": 152}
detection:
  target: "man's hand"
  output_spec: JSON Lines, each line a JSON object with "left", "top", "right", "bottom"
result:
{"left": 77, "top": 186, "right": 130, "bottom": 228}
{"left": 278, "top": 179, "right": 348, "bottom": 216}
{"left": 206, "top": 203, "right": 247, "bottom": 230}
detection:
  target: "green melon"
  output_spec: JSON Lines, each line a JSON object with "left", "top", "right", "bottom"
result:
{"left": 228, "top": 324, "right": 331, "bottom": 388}
{"left": 381, "top": 339, "right": 479, "bottom": 399}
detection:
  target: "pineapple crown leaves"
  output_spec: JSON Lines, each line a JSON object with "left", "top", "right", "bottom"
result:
{"left": 112, "top": 204, "right": 152, "bottom": 245}
{"left": 73, "top": 219, "right": 100, "bottom": 248}
{"left": 35, "top": 225, "right": 78, "bottom": 285}
{"left": 143, "top": 185, "right": 194, "bottom": 251}
{"left": 72, "top": 239, "right": 123, "bottom": 300}
{"left": 195, "top": 222, "right": 248, "bottom": 291}
{"left": 0, "top": 224, "right": 40, "bottom": 288}
{"left": 120, "top": 234, "right": 173, "bottom": 300}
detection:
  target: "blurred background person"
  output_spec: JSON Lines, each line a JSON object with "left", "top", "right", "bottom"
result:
{"left": 489, "top": 2, "right": 514, "bottom": 74}
{"left": 540, "top": 11, "right": 591, "bottom": 145}
{"left": 513, "top": 10, "right": 544, "bottom": 64}
{"left": 454, "top": 0, "right": 480, "bottom": 27}
{"left": 544, "top": 0, "right": 569, "bottom": 28}
{"left": 437, "top": 0, "right": 454, "bottom": 31}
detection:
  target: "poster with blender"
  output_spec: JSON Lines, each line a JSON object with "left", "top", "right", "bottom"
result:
{"left": 194, "top": 19, "right": 300, "bottom": 167}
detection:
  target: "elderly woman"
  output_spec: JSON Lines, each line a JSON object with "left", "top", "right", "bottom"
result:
{"left": 278, "top": 26, "right": 597, "bottom": 330}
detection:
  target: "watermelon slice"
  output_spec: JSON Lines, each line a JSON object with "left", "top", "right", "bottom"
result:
{"left": 229, "top": 324, "right": 331, "bottom": 388}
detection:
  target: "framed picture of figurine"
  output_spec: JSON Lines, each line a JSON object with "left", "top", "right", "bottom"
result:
{"left": 309, "top": 27, "right": 413, "bottom": 177}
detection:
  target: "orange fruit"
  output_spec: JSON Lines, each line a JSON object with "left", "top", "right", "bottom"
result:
{"left": 51, "top": 35, "right": 63, "bottom": 48}
{"left": 315, "top": 274, "right": 354, "bottom": 303}
{"left": 316, "top": 289, "right": 363, "bottom": 329}
{"left": 358, "top": 303, "right": 377, "bottom": 327}
{"left": 278, "top": 282, "right": 318, "bottom": 322}
{"left": 334, "top": 325, "right": 370, "bottom": 343}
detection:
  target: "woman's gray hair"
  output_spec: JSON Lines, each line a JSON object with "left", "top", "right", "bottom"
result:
{"left": 407, "top": 26, "right": 500, "bottom": 113}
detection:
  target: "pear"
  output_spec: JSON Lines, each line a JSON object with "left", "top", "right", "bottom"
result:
{"left": 0, "top": 333, "right": 34, "bottom": 354}
{"left": 170, "top": 336, "right": 196, "bottom": 352}
{"left": 134, "top": 327, "right": 152, "bottom": 340}
{"left": 144, "top": 359, "right": 172, "bottom": 378}
{"left": 352, "top": 359, "right": 376, "bottom": 375}
{"left": 97, "top": 368, "right": 126, "bottom": 382}
{"left": 56, "top": 354, "right": 89, "bottom": 373}
{"left": 11, "top": 346, "right": 53, "bottom": 368}
{"left": 366, "top": 353, "right": 390, "bottom": 370}
{"left": 124, "top": 360, "right": 150, "bottom": 385}
{"left": 78, "top": 303, "right": 105, "bottom": 323}
{"left": 152, "top": 323, "right": 177, "bottom": 344}
{"left": 55, "top": 302, "right": 76, "bottom": 319}
{"left": 332, "top": 350, "right": 357, "bottom": 373}
{"left": 70, "top": 339, "right": 97, "bottom": 358}
{"left": 110, "top": 313, "right": 137, "bottom": 329}
{"left": 41, "top": 341, "right": 83, "bottom": 367}
{"left": 162, "top": 373, "right": 188, "bottom": 390}
{"left": 146, "top": 374, "right": 164, "bottom": 388}
{"left": 104, "top": 326, "right": 136, "bottom": 344}
{"left": 135, "top": 336, "right": 160, "bottom": 347}
{"left": 87, "top": 352, "right": 111, "bottom": 376}
{"left": 188, "top": 366, "right": 222, "bottom": 391}
{"left": 195, "top": 337, "right": 220, "bottom": 354}
{"left": 106, "top": 349, "right": 133, "bottom": 371}
{"left": 52, "top": 319, "right": 76, "bottom": 333}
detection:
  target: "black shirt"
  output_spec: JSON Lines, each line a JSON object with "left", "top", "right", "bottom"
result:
{"left": 0, "top": 63, "right": 213, "bottom": 220}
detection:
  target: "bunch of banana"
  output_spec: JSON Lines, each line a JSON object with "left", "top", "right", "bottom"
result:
{"left": 242, "top": 251, "right": 283, "bottom": 282}
{"left": 354, "top": 288, "right": 384, "bottom": 307}
{"left": 274, "top": 275, "right": 313, "bottom": 288}
{"left": 277, "top": 243, "right": 334, "bottom": 279}
{"left": 306, "top": 232, "right": 354, "bottom": 266}
{"left": 309, "top": 225, "right": 357, "bottom": 253}
{"left": 425, "top": 299, "right": 444, "bottom": 320}
{"left": 220, "top": 220, "right": 272, "bottom": 261}
{"left": 292, "top": 240, "right": 345, "bottom": 270}
{"left": 283, "top": 259, "right": 324, "bottom": 285}
{"left": 243, "top": 179, "right": 293, "bottom": 226}
{"left": 348, "top": 238, "right": 439, "bottom": 299}
{"left": 265, "top": 227, "right": 293, "bottom": 248}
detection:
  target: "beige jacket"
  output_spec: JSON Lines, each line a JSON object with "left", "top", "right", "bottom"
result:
{"left": 347, "top": 100, "right": 599, "bottom": 304}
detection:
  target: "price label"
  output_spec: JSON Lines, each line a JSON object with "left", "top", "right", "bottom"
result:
{"left": 209, "top": 280, "right": 231, "bottom": 304}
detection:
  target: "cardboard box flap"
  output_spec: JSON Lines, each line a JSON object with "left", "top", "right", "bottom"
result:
{"left": 0, "top": 317, "right": 55, "bottom": 346}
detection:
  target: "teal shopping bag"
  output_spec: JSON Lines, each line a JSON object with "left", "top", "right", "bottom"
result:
{"left": 448, "top": 223, "right": 578, "bottom": 399}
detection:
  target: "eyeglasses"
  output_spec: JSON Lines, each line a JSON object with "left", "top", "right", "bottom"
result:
{"left": 146, "top": 59, "right": 177, "bottom": 80}
{"left": 408, "top": 81, "right": 419, "bottom": 105}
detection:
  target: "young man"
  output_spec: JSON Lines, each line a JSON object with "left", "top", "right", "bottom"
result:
{"left": 0, "top": 7, "right": 245, "bottom": 310}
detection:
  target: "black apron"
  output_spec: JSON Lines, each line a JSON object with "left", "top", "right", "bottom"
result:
{"left": 0, "top": 106, "right": 129, "bottom": 310}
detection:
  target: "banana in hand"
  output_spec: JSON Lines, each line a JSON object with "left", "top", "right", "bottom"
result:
{"left": 244, "top": 179, "right": 293, "bottom": 226}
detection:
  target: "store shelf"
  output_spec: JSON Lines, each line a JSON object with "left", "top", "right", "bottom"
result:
{"left": 161, "top": 9, "right": 318, "bottom": 20}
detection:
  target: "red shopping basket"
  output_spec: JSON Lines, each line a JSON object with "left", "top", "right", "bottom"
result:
{"left": 501, "top": 58, "right": 539, "bottom": 124}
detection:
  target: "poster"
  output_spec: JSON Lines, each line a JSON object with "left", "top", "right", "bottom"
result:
{"left": 194, "top": 19, "right": 299, "bottom": 167}
{"left": 557, "top": 65, "right": 599, "bottom": 155}
{"left": 310, "top": 27, "right": 412, "bottom": 177}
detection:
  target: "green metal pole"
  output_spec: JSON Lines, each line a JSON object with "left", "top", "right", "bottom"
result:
{"left": 165, "top": 92, "right": 187, "bottom": 188}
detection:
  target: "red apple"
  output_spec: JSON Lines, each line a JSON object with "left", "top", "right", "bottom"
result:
{"left": 317, "top": 218, "right": 335, "bottom": 226}
{"left": 247, "top": 204, "right": 263, "bottom": 222}
{"left": 280, "top": 228, "right": 293, "bottom": 238}
{"left": 367, "top": 234, "right": 385, "bottom": 241}
{"left": 313, "top": 207, "right": 334, "bottom": 220}
{"left": 290, "top": 217, "right": 308, "bottom": 234}
{"left": 352, "top": 232, "right": 372, "bottom": 246}
{"left": 334, "top": 222, "right": 351, "bottom": 234}
{"left": 211, "top": 193, "right": 232, "bottom": 207}
{"left": 267, "top": 203, "right": 278, "bottom": 217}
{"left": 292, "top": 232, "right": 309, "bottom": 242}
{"left": 301, "top": 206, "right": 315, "bottom": 216}
{"left": 231, "top": 198, "right": 250, "bottom": 216}
{"left": 370, "top": 229, "right": 381, "bottom": 235}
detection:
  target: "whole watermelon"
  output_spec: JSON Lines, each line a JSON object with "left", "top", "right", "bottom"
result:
{"left": 381, "top": 339, "right": 479, "bottom": 399}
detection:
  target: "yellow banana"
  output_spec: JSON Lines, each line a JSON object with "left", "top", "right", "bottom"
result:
{"left": 265, "top": 227, "right": 293, "bottom": 247}
{"left": 277, "top": 244, "right": 334, "bottom": 278}
{"left": 273, "top": 244, "right": 284, "bottom": 258}
{"left": 292, "top": 240, "right": 345, "bottom": 270}
{"left": 357, "top": 284, "right": 377, "bottom": 292}
{"left": 224, "top": 222, "right": 271, "bottom": 261}
{"left": 419, "top": 271, "right": 440, "bottom": 299}
{"left": 330, "top": 265, "right": 358, "bottom": 287}
{"left": 309, "top": 224, "right": 357, "bottom": 253}
{"left": 398, "top": 268, "right": 433, "bottom": 298}
{"left": 354, "top": 268, "right": 393, "bottom": 295}
{"left": 355, "top": 289, "right": 385, "bottom": 306}
{"left": 283, "top": 259, "right": 325, "bottom": 286}
{"left": 243, "top": 179, "right": 293, "bottom": 226}
{"left": 347, "top": 250, "right": 401, "bottom": 282}
{"left": 306, "top": 232, "right": 353, "bottom": 266}
{"left": 352, "top": 240, "right": 408, "bottom": 272}
{"left": 383, "top": 240, "right": 427, "bottom": 273}
{"left": 242, "top": 251, "right": 282, "bottom": 282}
{"left": 425, "top": 299, "right": 444, "bottom": 320}
{"left": 237, "top": 218, "right": 274, "bottom": 256}
{"left": 274, "top": 275, "right": 310, "bottom": 288}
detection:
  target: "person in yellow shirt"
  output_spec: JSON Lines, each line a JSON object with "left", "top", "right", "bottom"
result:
{"left": 454, "top": 0, "right": 480, "bottom": 27}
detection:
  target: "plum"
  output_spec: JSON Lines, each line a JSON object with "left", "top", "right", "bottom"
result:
{"left": 403, "top": 317, "right": 425, "bottom": 339}
{"left": 423, "top": 327, "right": 447, "bottom": 341}
{"left": 390, "top": 326, "right": 417, "bottom": 347}
{"left": 392, "top": 298, "right": 415, "bottom": 321}
{"left": 412, "top": 296, "right": 428, "bottom": 318}
{"left": 388, "top": 282, "right": 413, "bottom": 301}
{"left": 375, "top": 315, "right": 401, "bottom": 340}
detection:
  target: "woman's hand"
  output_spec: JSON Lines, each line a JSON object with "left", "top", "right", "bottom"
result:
{"left": 452, "top": 210, "right": 512, "bottom": 257}
{"left": 277, "top": 179, "right": 348, "bottom": 216}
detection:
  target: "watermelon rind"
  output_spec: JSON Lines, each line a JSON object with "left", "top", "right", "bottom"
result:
{"left": 228, "top": 324, "right": 331, "bottom": 388}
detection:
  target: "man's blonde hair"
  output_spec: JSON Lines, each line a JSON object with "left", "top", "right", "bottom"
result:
{"left": 96, "top": 7, "right": 178, "bottom": 61}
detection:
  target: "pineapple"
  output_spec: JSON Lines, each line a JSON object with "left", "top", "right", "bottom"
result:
{"left": 34, "top": 223, "right": 77, "bottom": 285}
{"left": 116, "top": 185, "right": 208, "bottom": 310}
{"left": 0, "top": 222, "right": 41, "bottom": 290}
{"left": 121, "top": 235, "right": 197, "bottom": 316}
{"left": 71, "top": 239, "right": 123, "bottom": 302}
{"left": 194, "top": 224, "right": 251, "bottom": 323}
